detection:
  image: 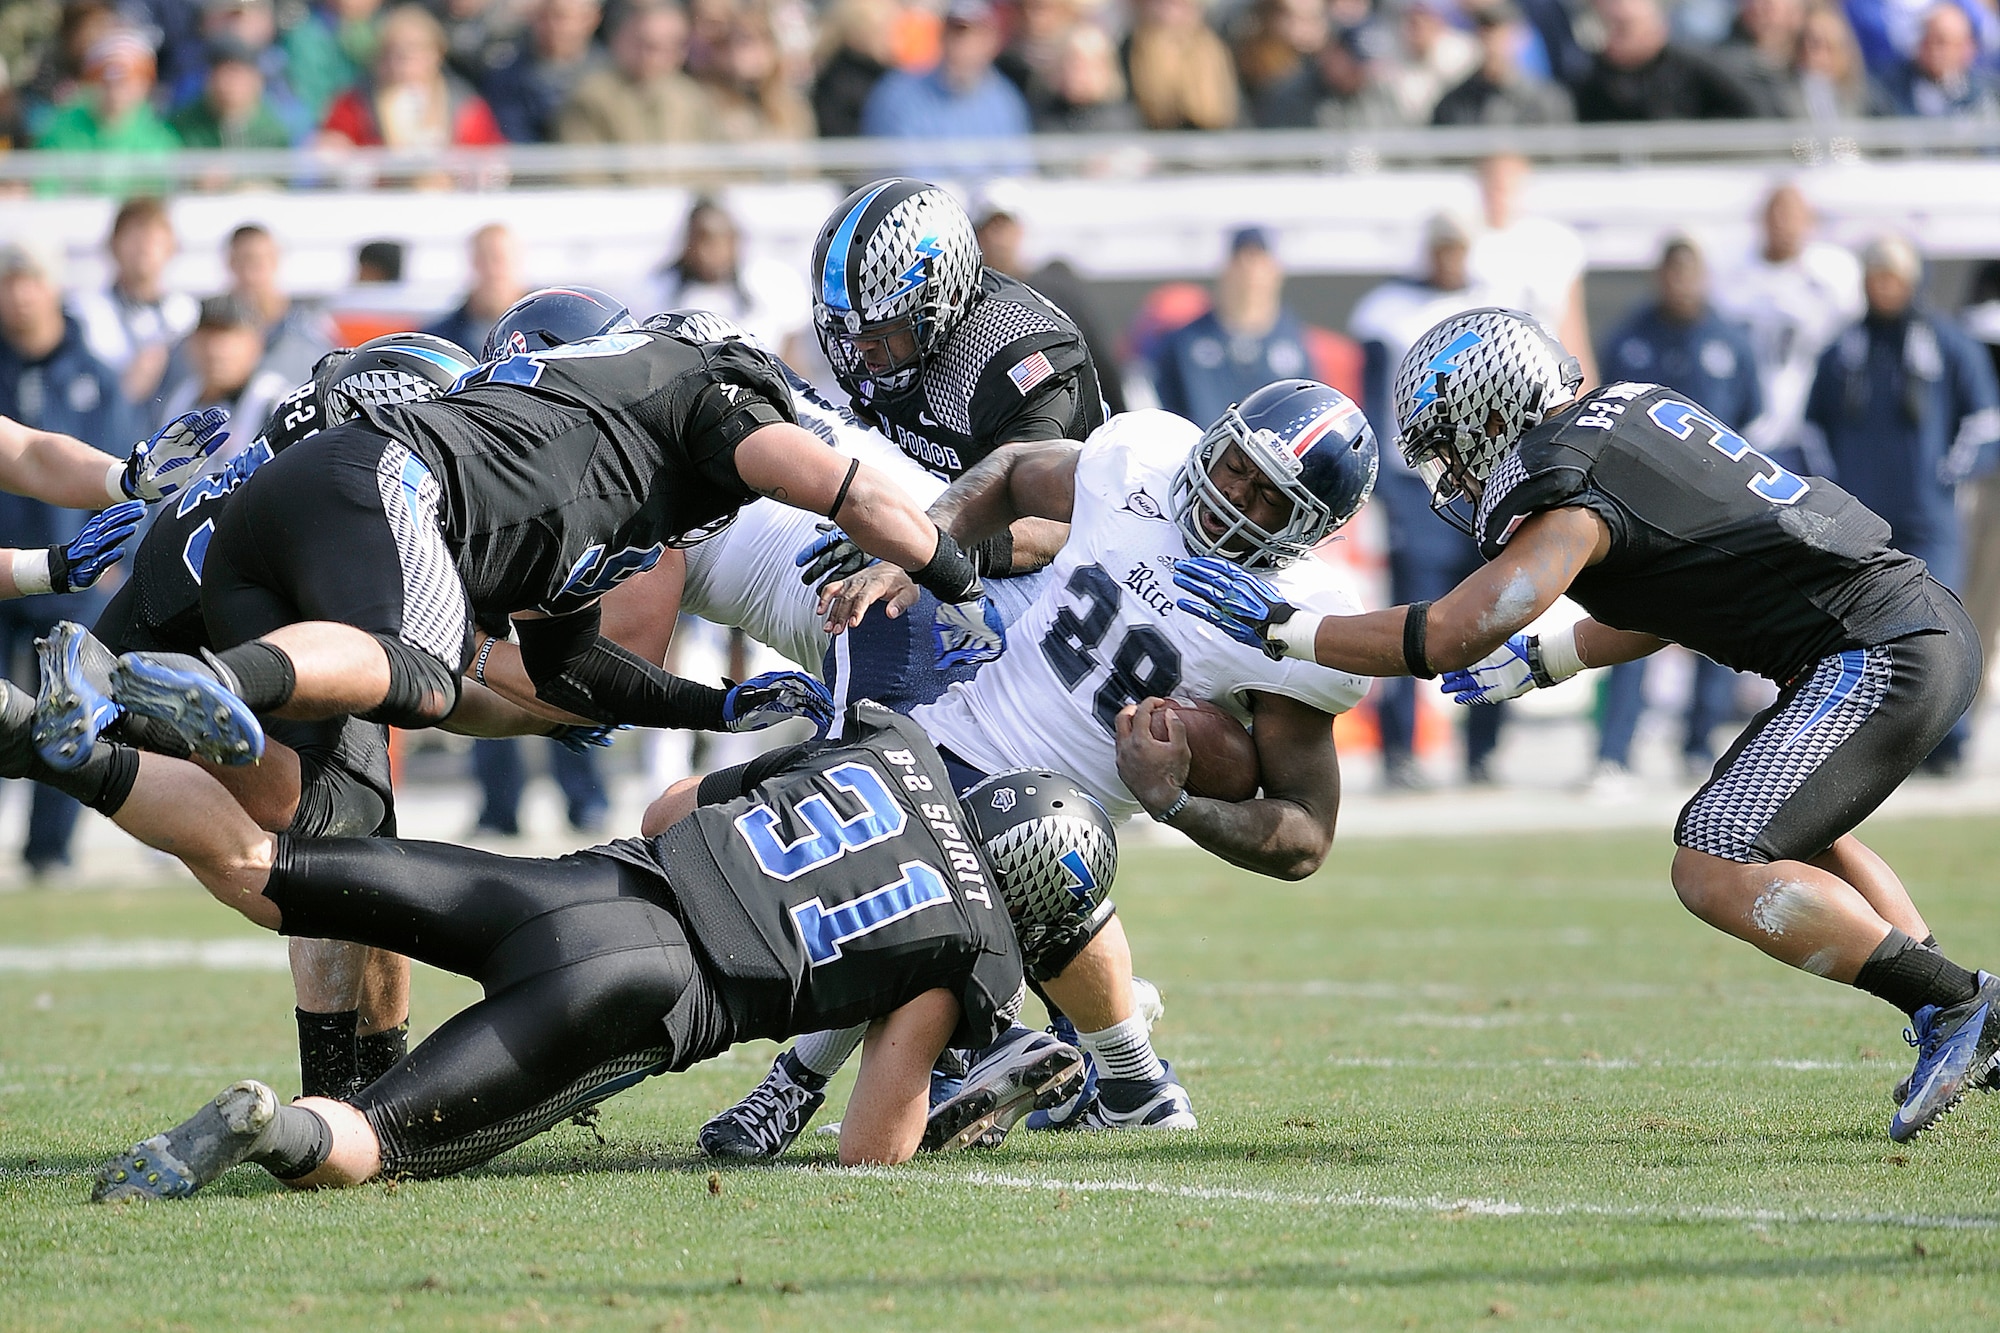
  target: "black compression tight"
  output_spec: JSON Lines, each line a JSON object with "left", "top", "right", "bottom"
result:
{"left": 263, "top": 837, "right": 695, "bottom": 1177}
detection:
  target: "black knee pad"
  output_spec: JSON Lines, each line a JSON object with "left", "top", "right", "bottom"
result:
{"left": 358, "top": 633, "right": 460, "bottom": 728}
{"left": 1028, "top": 901, "right": 1117, "bottom": 985}
{"left": 286, "top": 754, "right": 389, "bottom": 839}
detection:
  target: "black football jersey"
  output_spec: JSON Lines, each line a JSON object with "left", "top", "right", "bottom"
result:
{"left": 604, "top": 702, "right": 1024, "bottom": 1052}
{"left": 852, "top": 270, "right": 1105, "bottom": 480}
{"left": 1477, "top": 381, "right": 1953, "bottom": 682}
{"left": 360, "top": 331, "right": 795, "bottom": 617}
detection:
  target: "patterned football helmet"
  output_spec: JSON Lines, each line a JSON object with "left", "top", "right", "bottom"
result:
{"left": 643, "top": 308, "right": 757, "bottom": 347}
{"left": 1392, "top": 307, "right": 1582, "bottom": 530}
{"left": 810, "top": 178, "right": 983, "bottom": 401}
{"left": 960, "top": 768, "right": 1118, "bottom": 976}
{"left": 316, "top": 332, "right": 479, "bottom": 426}
{"left": 1171, "top": 379, "right": 1380, "bottom": 571}
{"left": 483, "top": 286, "right": 635, "bottom": 361}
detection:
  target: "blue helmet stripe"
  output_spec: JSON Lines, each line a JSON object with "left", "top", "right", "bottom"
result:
{"left": 385, "top": 345, "right": 476, "bottom": 376}
{"left": 820, "top": 181, "right": 896, "bottom": 314}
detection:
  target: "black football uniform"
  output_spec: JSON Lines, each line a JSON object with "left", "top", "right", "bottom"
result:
{"left": 260, "top": 702, "right": 1024, "bottom": 1179}
{"left": 1477, "top": 380, "right": 1979, "bottom": 864}
{"left": 198, "top": 331, "right": 795, "bottom": 671}
{"left": 93, "top": 379, "right": 397, "bottom": 838}
{"left": 852, "top": 270, "right": 1105, "bottom": 481}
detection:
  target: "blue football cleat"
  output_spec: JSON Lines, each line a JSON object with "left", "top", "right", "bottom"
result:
{"left": 923, "top": 1027, "right": 1084, "bottom": 1152}
{"left": 92, "top": 1079, "right": 280, "bottom": 1202}
{"left": 32, "top": 621, "right": 123, "bottom": 771}
{"left": 110, "top": 650, "right": 264, "bottom": 766}
{"left": 1890, "top": 971, "right": 2000, "bottom": 1143}
{"left": 1025, "top": 1016, "right": 1099, "bottom": 1130}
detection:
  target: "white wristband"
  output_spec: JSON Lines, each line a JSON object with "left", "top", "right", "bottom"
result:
{"left": 12, "top": 547, "right": 53, "bottom": 596}
{"left": 1533, "top": 622, "right": 1587, "bottom": 683}
{"left": 1271, "top": 612, "right": 1323, "bottom": 662}
{"left": 104, "top": 459, "right": 128, "bottom": 505}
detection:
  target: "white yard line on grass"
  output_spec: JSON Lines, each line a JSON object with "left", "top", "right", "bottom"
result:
{"left": 853, "top": 1167, "right": 2000, "bottom": 1232}
{"left": 0, "top": 938, "right": 289, "bottom": 972}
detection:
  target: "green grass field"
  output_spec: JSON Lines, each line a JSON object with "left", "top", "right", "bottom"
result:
{"left": 5, "top": 816, "right": 2000, "bottom": 1331}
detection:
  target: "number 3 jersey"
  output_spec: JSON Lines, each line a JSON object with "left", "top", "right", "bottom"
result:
{"left": 603, "top": 702, "right": 1024, "bottom": 1054}
{"left": 1478, "top": 381, "right": 1955, "bottom": 683}
{"left": 913, "top": 410, "right": 1371, "bottom": 820}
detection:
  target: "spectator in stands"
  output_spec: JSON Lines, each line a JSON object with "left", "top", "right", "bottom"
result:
{"left": 35, "top": 27, "right": 181, "bottom": 153}
{"left": 997, "top": 0, "right": 1080, "bottom": 121}
{"left": 972, "top": 186, "right": 1128, "bottom": 413}
{"left": 860, "top": 0, "right": 1031, "bottom": 140}
{"left": 1234, "top": 0, "right": 1326, "bottom": 120}
{"left": 73, "top": 197, "right": 198, "bottom": 408}
{"left": 557, "top": 2, "right": 712, "bottom": 146}
{"left": 702, "top": 5, "right": 815, "bottom": 140}
{"left": 167, "top": 0, "right": 313, "bottom": 143}
{"left": 1386, "top": 0, "right": 1481, "bottom": 123}
{"left": 1794, "top": 1, "right": 1881, "bottom": 118}
{"left": 1842, "top": 0, "right": 1997, "bottom": 81}
{"left": 810, "top": 0, "right": 896, "bottom": 137}
{"left": 428, "top": 222, "right": 526, "bottom": 353}
{"left": 1467, "top": 153, "right": 1596, "bottom": 383}
{"left": 1879, "top": 3, "right": 1999, "bottom": 116}
{"left": 318, "top": 4, "right": 505, "bottom": 147}
{"left": 221, "top": 223, "right": 338, "bottom": 387}
{"left": 1714, "top": 0, "right": 1808, "bottom": 114}
{"left": 1711, "top": 181, "right": 1863, "bottom": 475}
{"left": 0, "top": 239, "right": 135, "bottom": 880}
{"left": 1806, "top": 235, "right": 2000, "bottom": 772}
{"left": 1591, "top": 236, "right": 1762, "bottom": 790}
{"left": 1573, "top": 0, "right": 1758, "bottom": 119}
{"left": 170, "top": 35, "right": 296, "bottom": 148}
{"left": 1036, "top": 23, "right": 1144, "bottom": 131}
{"left": 1350, "top": 211, "right": 1508, "bottom": 789}
{"left": 481, "top": 0, "right": 604, "bottom": 143}
{"left": 434, "top": 0, "right": 526, "bottom": 90}
{"left": 1123, "top": 0, "right": 1241, "bottom": 129}
{"left": 1955, "top": 261, "right": 2000, "bottom": 695}
{"left": 16, "top": 2, "right": 120, "bottom": 126}
{"left": 1152, "top": 227, "right": 1312, "bottom": 426}
{"left": 1433, "top": 0, "right": 1575, "bottom": 124}
{"left": 282, "top": 0, "right": 385, "bottom": 121}
{"left": 1246, "top": 18, "right": 1406, "bottom": 126}
{"left": 156, "top": 295, "right": 292, "bottom": 458}
{"left": 638, "top": 197, "right": 813, "bottom": 365}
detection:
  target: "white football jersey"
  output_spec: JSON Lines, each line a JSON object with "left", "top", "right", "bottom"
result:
{"left": 681, "top": 378, "right": 947, "bottom": 670}
{"left": 1710, "top": 242, "right": 1863, "bottom": 455}
{"left": 913, "top": 411, "right": 1370, "bottom": 820}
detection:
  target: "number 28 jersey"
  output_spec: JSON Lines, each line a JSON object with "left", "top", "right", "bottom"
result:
{"left": 1477, "top": 381, "right": 1953, "bottom": 683}
{"left": 913, "top": 411, "right": 1371, "bottom": 820}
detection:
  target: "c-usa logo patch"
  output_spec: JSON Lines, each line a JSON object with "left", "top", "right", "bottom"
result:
{"left": 1125, "top": 491, "right": 1165, "bottom": 520}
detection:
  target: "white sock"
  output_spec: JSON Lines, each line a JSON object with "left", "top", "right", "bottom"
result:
{"left": 791, "top": 1024, "right": 866, "bottom": 1081}
{"left": 1077, "top": 1014, "right": 1164, "bottom": 1084}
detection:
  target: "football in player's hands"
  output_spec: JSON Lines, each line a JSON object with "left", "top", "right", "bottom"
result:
{"left": 1151, "top": 698, "right": 1259, "bottom": 803}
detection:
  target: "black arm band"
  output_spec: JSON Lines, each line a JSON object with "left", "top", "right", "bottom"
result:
{"left": 1402, "top": 600, "right": 1437, "bottom": 680}
{"left": 971, "top": 529, "right": 1015, "bottom": 578}
{"left": 827, "top": 456, "right": 861, "bottom": 524}
{"left": 515, "top": 606, "right": 728, "bottom": 729}
{"left": 910, "top": 530, "right": 984, "bottom": 603}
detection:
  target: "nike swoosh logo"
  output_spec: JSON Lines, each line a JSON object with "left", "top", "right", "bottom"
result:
{"left": 917, "top": 411, "right": 939, "bottom": 427}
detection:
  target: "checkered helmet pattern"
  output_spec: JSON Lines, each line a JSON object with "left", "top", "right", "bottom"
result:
{"left": 644, "top": 308, "right": 756, "bottom": 348}
{"left": 1391, "top": 307, "right": 1582, "bottom": 508}
{"left": 318, "top": 332, "right": 478, "bottom": 426}
{"left": 812, "top": 179, "right": 982, "bottom": 399}
{"left": 959, "top": 769, "right": 1118, "bottom": 973}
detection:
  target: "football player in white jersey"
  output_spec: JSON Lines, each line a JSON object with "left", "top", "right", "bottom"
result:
{"left": 692, "top": 380, "right": 1377, "bottom": 1157}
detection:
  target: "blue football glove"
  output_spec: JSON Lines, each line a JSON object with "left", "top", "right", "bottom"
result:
{"left": 933, "top": 597, "right": 1006, "bottom": 670}
{"left": 723, "top": 670, "right": 836, "bottom": 736}
{"left": 48, "top": 500, "right": 145, "bottom": 593}
{"left": 547, "top": 722, "right": 625, "bottom": 754}
{"left": 795, "top": 523, "right": 873, "bottom": 591}
{"left": 124, "top": 408, "right": 230, "bottom": 502}
{"left": 1171, "top": 556, "right": 1297, "bottom": 660}
{"left": 1440, "top": 636, "right": 1540, "bottom": 705}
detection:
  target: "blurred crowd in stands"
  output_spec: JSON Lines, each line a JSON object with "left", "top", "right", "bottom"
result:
{"left": 0, "top": 0, "right": 1996, "bottom": 160}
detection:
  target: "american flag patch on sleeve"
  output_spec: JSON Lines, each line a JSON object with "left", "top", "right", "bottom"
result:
{"left": 1007, "top": 351, "right": 1055, "bottom": 395}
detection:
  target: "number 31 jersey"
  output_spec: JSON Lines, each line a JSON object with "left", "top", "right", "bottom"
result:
{"left": 1477, "top": 380, "right": 1954, "bottom": 683}
{"left": 913, "top": 410, "right": 1370, "bottom": 820}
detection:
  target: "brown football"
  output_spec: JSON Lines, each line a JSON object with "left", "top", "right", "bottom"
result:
{"left": 1150, "top": 698, "right": 1260, "bottom": 803}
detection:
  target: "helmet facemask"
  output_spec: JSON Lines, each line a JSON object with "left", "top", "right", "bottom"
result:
{"left": 1171, "top": 409, "right": 1334, "bottom": 571}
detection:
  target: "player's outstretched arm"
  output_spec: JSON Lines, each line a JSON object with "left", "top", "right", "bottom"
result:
{"left": 927, "top": 440, "right": 1082, "bottom": 546}
{"left": 839, "top": 989, "right": 961, "bottom": 1166}
{"left": 735, "top": 423, "right": 959, "bottom": 583}
{"left": 1116, "top": 694, "right": 1339, "bottom": 881}
{"left": 0, "top": 415, "right": 127, "bottom": 509}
